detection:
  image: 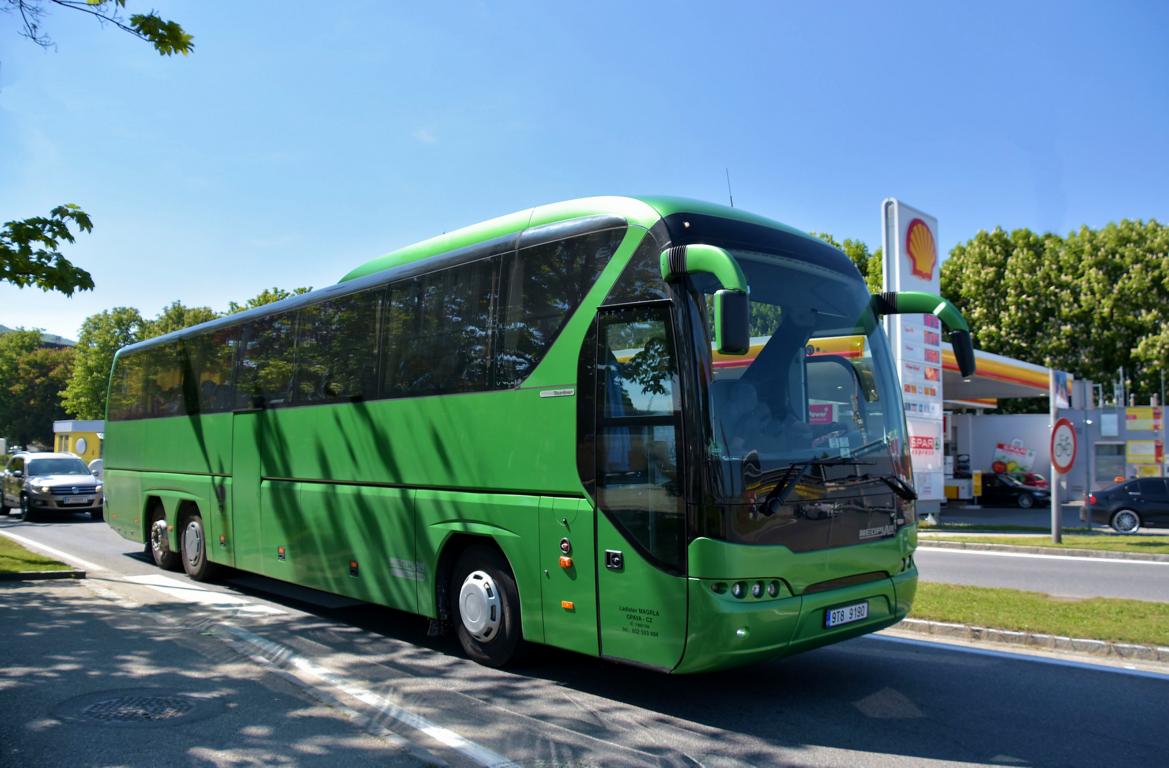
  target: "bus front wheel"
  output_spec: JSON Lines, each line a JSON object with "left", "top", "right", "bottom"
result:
{"left": 450, "top": 545, "right": 523, "bottom": 668}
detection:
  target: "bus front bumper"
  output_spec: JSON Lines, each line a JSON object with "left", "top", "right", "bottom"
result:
{"left": 673, "top": 567, "right": 917, "bottom": 674}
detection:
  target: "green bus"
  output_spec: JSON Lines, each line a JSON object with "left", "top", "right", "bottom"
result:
{"left": 104, "top": 196, "right": 974, "bottom": 673}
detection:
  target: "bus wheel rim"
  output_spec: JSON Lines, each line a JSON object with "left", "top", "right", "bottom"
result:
{"left": 458, "top": 570, "right": 501, "bottom": 641}
{"left": 184, "top": 521, "right": 202, "bottom": 565}
{"left": 151, "top": 519, "right": 168, "bottom": 553}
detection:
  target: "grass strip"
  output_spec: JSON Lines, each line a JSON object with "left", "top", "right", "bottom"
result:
{"left": 910, "top": 582, "right": 1169, "bottom": 647}
{"left": 0, "top": 536, "right": 71, "bottom": 573}
{"left": 924, "top": 534, "right": 1169, "bottom": 555}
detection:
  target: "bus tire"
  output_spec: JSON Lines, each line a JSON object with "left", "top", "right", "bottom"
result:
{"left": 450, "top": 544, "right": 524, "bottom": 668}
{"left": 147, "top": 506, "right": 180, "bottom": 571}
{"left": 179, "top": 512, "right": 220, "bottom": 581}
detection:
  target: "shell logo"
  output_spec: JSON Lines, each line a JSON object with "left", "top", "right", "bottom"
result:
{"left": 905, "top": 218, "right": 937, "bottom": 281}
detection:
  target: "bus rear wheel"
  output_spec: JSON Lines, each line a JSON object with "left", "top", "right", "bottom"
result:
{"left": 147, "top": 507, "right": 180, "bottom": 571}
{"left": 450, "top": 545, "right": 523, "bottom": 668}
{"left": 180, "top": 512, "right": 220, "bottom": 581}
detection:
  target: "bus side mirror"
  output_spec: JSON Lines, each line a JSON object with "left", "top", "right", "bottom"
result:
{"left": 714, "top": 289, "right": 750, "bottom": 355}
{"left": 872, "top": 290, "right": 977, "bottom": 378}
{"left": 660, "top": 244, "right": 751, "bottom": 356}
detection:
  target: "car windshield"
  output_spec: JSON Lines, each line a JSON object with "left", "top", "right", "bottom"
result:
{"left": 27, "top": 458, "right": 90, "bottom": 476}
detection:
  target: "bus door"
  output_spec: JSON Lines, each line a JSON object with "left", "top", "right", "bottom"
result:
{"left": 591, "top": 305, "right": 688, "bottom": 671}
{"left": 230, "top": 407, "right": 264, "bottom": 573}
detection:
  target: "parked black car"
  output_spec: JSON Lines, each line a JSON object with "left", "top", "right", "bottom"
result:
{"left": 1, "top": 452, "right": 104, "bottom": 521}
{"left": 1087, "top": 478, "right": 1169, "bottom": 533}
{"left": 979, "top": 472, "right": 1051, "bottom": 509}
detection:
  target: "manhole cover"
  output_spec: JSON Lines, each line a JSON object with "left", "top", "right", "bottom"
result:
{"left": 53, "top": 688, "right": 225, "bottom": 728}
{"left": 82, "top": 695, "right": 195, "bottom": 722}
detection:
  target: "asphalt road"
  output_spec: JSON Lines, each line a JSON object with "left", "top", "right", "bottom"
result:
{"left": 915, "top": 546, "right": 1169, "bottom": 602}
{"left": 3, "top": 511, "right": 1168, "bottom": 768}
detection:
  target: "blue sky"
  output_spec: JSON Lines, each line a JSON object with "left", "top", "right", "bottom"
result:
{"left": 2, "top": 1, "right": 1167, "bottom": 340}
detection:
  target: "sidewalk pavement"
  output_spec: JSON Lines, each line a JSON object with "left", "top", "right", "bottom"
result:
{"left": 0, "top": 578, "right": 430, "bottom": 768}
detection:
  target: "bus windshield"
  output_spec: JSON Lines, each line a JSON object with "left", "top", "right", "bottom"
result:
{"left": 698, "top": 249, "right": 914, "bottom": 548}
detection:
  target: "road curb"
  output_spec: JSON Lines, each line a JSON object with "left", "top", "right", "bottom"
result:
{"left": 0, "top": 569, "right": 86, "bottom": 581}
{"left": 917, "top": 540, "right": 1169, "bottom": 562}
{"left": 898, "top": 617, "right": 1169, "bottom": 664}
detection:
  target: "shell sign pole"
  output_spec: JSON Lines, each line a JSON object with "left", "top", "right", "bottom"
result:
{"left": 882, "top": 199, "right": 945, "bottom": 511}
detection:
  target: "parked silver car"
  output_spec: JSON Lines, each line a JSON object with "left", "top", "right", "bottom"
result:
{"left": 1, "top": 452, "right": 104, "bottom": 521}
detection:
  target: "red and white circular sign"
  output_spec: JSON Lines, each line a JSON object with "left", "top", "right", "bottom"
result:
{"left": 1050, "top": 418, "right": 1077, "bottom": 475}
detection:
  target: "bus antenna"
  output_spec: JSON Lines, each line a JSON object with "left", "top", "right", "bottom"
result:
{"left": 725, "top": 168, "right": 735, "bottom": 208}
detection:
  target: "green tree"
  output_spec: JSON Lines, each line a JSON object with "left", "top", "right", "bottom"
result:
{"left": 227, "top": 286, "right": 312, "bottom": 314}
{"left": 2, "top": 2, "right": 192, "bottom": 296}
{"left": 813, "top": 233, "right": 883, "bottom": 294}
{"left": 941, "top": 220, "right": 1169, "bottom": 402}
{"left": 61, "top": 307, "right": 145, "bottom": 419}
{"left": 143, "top": 301, "right": 219, "bottom": 339}
{"left": 7, "top": 346, "right": 75, "bottom": 448}
{"left": 0, "top": 204, "right": 95, "bottom": 296}
{"left": 0, "top": 329, "right": 44, "bottom": 442}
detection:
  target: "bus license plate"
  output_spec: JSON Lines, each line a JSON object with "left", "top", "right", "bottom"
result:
{"left": 65, "top": 496, "right": 93, "bottom": 505}
{"left": 825, "top": 601, "right": 868, "bottom": 628}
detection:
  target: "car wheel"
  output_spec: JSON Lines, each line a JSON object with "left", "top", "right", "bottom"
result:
{"left": 147, "top": 507, "right": 180, "bottom": 570}
{"left": 20, "top": 494, "right": 38, "bottom": 522}
{"left": 1111, "top": 509, "right": 1141, "bottom": 534}
{"left": 0, "top": 496, "right": 9, "bottom": 515}
{"left": 89, "top": 506, "right": 104, "bottom": 522}
{"left": 449, "top": 544, "right": 524, "bottom": 668}
{"left": 1017, "top": 492, "right": 1034, "bottom": 509}
{"left": 179, "top": 513, "right": 220, "bottom": 581}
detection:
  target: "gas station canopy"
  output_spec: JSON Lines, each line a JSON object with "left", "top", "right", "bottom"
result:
{"left": 942, "top": 348, "right": 1052, "bottom": 408}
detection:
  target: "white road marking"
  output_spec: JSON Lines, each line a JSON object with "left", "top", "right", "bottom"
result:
{"left": 219, "top": 623, "right": 520, "bottom": 768}
{"left": 917, "top": 546, "right": 1169, "bottom": 566}
{"left": 0, "top": 530, "right": 107, "bottom": 573}
{"left": 871, "top": 634, "right": 1169, "bottom": 681}
{"left": 124, "top": 573, "right": 286, "bottom": 615}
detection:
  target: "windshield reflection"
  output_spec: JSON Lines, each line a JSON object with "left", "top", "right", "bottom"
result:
{"left": 695, "top": 249, "right": 914, "bottom": 550}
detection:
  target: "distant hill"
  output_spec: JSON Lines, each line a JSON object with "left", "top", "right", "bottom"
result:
{"left": 0, "top": 325, "right": 76, "bottom": 348}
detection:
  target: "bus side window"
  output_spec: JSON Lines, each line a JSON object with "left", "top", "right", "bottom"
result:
{"left": 496, "top": 228, "right": 624, "bottom": 388}
{"left": 382, "top": 258, "right": 497, "bottom": 398}
{"left": 108, "top": 350, "right": 146, "bottom": 420}
{"left": 295, "top": 290, "right": 380, "bottom": 403}
{"left": 595, "top": 306, "right": 685, "bottom": 573}
{"left": 236, "top": 313, "right": 296, "bottom": 409}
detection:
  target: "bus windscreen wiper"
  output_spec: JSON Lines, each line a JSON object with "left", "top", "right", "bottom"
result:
{"left": 753, "top": 440, "right": 902, "bottom": 514}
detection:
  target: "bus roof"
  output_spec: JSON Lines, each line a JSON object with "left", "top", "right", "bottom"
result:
{"left": 339, "top": 195, "right": 828, "bottom": 283}
{"left": 117, "top": 196, "right": 843, "bottom": 357}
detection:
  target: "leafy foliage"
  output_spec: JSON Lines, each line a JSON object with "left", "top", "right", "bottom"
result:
{"left": 62, "top": 288, "right": 312, "bottom": 420}
{"left": 941, "top": 220, "right": 1169, "bottom": 401}
{"left": 0, "top": 329, "right": 45, "bottom": 444}
{"left": 6, "top": 0, "right": 193, "bottom": 56}
{"left": 7, "top": 346, "right": 75, "bottom": 448}
{"left": 814, "top": 232, "right": 883, "bottom": 294}
{"left": 227, "top": 287, "right": 312, "bottom": 314}
{"left": 61, "top": 307, "right": 146, "bottom": 420}
{"left": 0, "top": 204, "right": 95, "bottom": 296}
{"left": 2, "top": 2, "right": 192, "bottom": 295}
